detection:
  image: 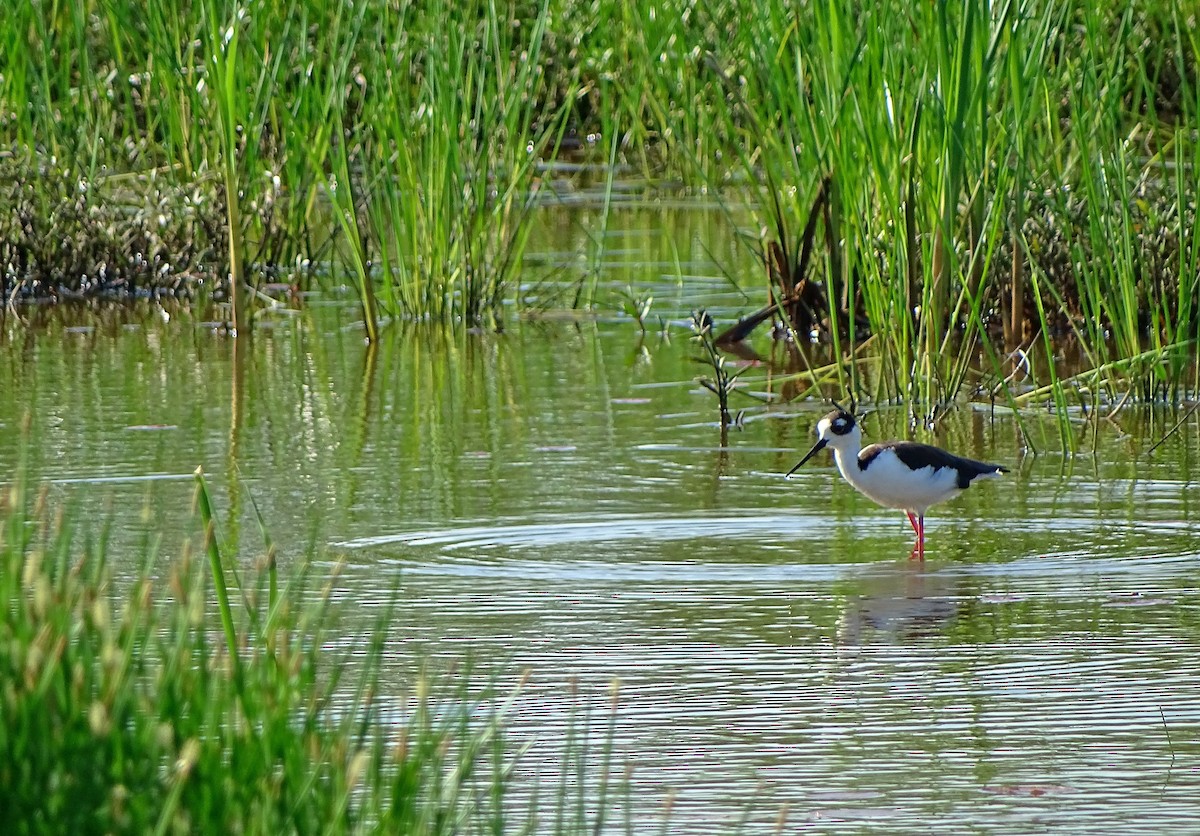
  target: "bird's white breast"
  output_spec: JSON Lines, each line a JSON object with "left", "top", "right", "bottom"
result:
{"left": 833, "top": 447, "right": 965, "bottom": 512}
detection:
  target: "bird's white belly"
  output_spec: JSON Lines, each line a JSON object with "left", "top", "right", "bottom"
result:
{"left": 835, "top": 450, "right": 964, "bottom": 512}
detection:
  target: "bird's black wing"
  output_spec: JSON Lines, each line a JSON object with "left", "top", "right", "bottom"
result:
{"left": 860, "top": 441, "right": 1007, "bottom": 489}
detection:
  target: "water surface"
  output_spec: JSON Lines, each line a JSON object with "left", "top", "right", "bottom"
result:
{"left": 3, "top": 201, "right": 1199, "bottom": 832}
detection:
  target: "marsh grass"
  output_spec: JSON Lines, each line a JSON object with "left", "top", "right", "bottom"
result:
{"left": 2, "top": 0, "right": 1198, "bottom": 409}
{"left": 0, "top": 467, "right": 629, "bottom": 834}
{"left": 688, "top": 0, "right": 1199, "bottom": 415}
{"left": 1, "top": 0, "right": 570, "bottom": 327}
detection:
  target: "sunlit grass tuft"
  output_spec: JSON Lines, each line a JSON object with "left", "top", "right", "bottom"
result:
{"left": 0, "top": 468, "right": 629, "bottom": 833}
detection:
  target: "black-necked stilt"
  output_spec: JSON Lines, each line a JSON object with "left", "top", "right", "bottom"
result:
{"left": 786, "top": 408, "right": 1008, "bottom": 558}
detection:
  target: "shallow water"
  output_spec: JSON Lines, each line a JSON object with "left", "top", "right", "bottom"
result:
{"left": 3, "top": 203, "right": 1200, "bottom": 831}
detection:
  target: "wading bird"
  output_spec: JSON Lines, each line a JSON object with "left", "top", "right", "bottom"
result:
{"left": 786, "top": 407, "right": 1008, "bottom": 559}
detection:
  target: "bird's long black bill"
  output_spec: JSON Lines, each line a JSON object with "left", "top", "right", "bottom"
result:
{"left": 785, "top": 438, "right": 828, "bottom": 478}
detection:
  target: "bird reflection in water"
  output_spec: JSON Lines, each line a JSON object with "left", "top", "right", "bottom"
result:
{"left": 836, "top": 558, "right": 960, "bottom": 645}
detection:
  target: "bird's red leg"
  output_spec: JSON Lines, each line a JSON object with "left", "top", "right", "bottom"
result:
{"left": 917, "top": 515, "right": 925, "bottom": 560}
{"left": 906, "top": 511, "right": 921, "bottom": 559}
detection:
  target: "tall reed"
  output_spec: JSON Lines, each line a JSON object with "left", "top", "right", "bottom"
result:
{"left": 352, "top": 0, "right": 572, "bottom": 326}
{"left": 201, "top": 0, "right": 250, "bottom": 332}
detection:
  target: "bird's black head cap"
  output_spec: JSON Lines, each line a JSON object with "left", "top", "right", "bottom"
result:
{"left": 825, "top": 409, "right": 857, "bottom": 436}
